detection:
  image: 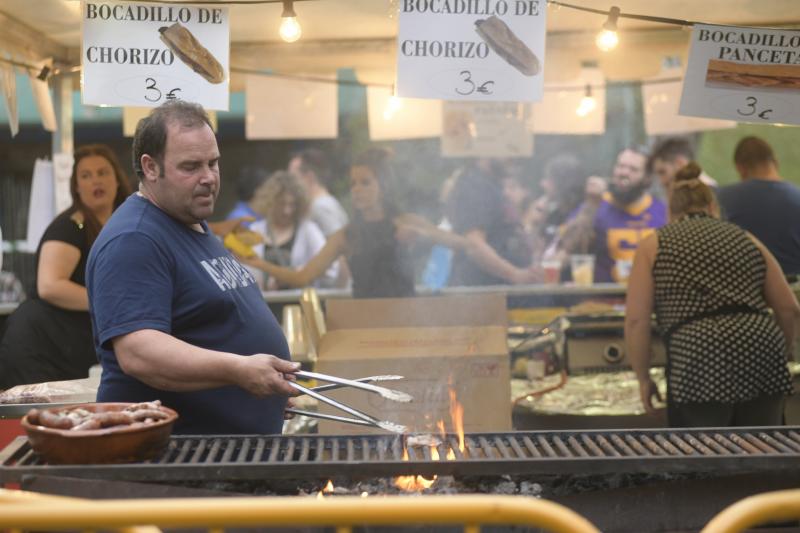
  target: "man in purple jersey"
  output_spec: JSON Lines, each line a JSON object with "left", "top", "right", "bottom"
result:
{"left": 557, "top": 147, "right": 667, "bottom": 283}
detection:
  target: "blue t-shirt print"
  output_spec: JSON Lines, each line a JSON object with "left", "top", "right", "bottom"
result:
{"left": 86, "top": 195, "right": 291, "bottom": 435}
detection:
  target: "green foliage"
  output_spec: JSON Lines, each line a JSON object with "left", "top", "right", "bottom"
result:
{"left": 698, "top": 124, "right": 800, "bottom": 186}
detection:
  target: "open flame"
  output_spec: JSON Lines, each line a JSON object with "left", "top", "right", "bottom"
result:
{"left": 449, "top": 386, "right": 465, "bottom": 453}
{"left": 393, "top": 381, "right": 465, "bottom": 491}
{"left": 394, "top": 447, "right": 436, "bottom": 491}
{"left": 316, "top": 479, "right": 335, "bottom": 499}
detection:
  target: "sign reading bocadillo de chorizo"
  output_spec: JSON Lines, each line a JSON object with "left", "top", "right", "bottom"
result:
{"left": 679, "top": 24, "right": 800, "bottom": 126}
{"left": 81, "top": 0, "right": 229, "bottom": 110}
{"left": 397, "top": 0, "right": 546, "bottom": 102}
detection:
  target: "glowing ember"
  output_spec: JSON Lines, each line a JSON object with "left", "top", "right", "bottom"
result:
{"left": 394, "top": 474, "right": 436, "bottom": 491}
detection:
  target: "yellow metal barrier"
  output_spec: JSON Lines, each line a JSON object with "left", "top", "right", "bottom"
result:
{"left": 701, "top": 489, "right": 800, "bottom": 533}
{"left": 0, "top": 492, "right": 600, "bottom": 533}
{"left": 0, "top": 488, "right": 160, "bottom": 533}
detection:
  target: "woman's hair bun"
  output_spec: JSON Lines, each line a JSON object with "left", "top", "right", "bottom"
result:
{"left": 674, "top": 161, "right": 703, "bottom": 183}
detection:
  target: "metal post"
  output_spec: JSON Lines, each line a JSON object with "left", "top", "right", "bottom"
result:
{"left": 51, "top": 73, "right": 74, "bottom": 157}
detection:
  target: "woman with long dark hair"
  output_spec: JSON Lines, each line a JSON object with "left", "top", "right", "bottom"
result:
{"left": 242, "top": 147, "right": 464, "bottom": 298}
{"left": 0, "top": 144, "right": 132, "bottom": 388}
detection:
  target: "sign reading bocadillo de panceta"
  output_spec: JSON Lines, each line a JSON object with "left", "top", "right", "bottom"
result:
{"left": 81, "top": 0, "right": 229, "bottom": 110}
{"left": 679, "top": 24, "right": 800, "bottom": 126}
{"left": 397, "top": 0, "right": 546, "bottom": 102}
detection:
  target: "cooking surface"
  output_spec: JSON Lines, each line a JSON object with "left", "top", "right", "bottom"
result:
{"left": 1, "top": 427, "right": 799, "bottom": 483}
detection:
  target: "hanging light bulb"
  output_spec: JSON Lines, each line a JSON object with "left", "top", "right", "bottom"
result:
{"left": 576, "top": 84, "right": 597, "bottom": 117}
{"left": 383, "top": 85, "right": 403, "bottom": 120}
{"left": 595, "top": 6, "right": 620, "bottom": 52}
{"left": 279, "top": 0, "right": 302, "bottom": 43}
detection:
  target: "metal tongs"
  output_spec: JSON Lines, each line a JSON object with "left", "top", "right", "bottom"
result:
{"left": 286, "top": 370, "right": 412, "bottom": 433}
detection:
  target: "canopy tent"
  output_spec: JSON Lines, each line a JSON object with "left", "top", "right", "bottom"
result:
{"left": 2, "top": 0, "right": 800, "bottom": 88}
{"left": 1, "top": 0, "right": 799, "bottom": 150}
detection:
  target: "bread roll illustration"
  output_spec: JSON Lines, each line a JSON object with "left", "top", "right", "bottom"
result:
{"left": 706, "top": 59, "right": 800, "bottom": 90}
{"left": 475, "top": 16, "right": 540, "bottom": 77}
{"left": 159, "top": 22, "right": 226, "bottom": 84}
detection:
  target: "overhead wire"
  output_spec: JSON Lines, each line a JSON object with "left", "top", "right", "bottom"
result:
{"left": 3, "top": 1, "right": 794, "bottom": 91}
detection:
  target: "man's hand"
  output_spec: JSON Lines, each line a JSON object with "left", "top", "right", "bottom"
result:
{"left": 284, "top": 397, "right": 297, "bottom": 420}
{"left": 512, "top": 266, "right": 544, "bottom": 285}
{"left": 585, "top": 176, "right": 608, "bottom": 202}
{"left": 235, "top": 355, "right": 300, "bottom": 397}
{"left": 638, "top": 377, "right": 663, "bottom": 415}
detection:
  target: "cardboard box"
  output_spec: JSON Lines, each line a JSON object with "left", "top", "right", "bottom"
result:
{"left": 315, "top": 294, "right": 511, "bottom": 435}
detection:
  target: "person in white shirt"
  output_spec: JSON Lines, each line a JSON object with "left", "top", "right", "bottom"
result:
{"left": 288, "top": 148, "right": 348, "bottom": 237}
{"left": 249, "top": 170, "right": 337, "bottom": 289}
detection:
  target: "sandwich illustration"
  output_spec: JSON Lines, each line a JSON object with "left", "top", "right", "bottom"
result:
{"left": 705, "top": 59, "right": 800, "bottom": 90}
{"left": 224, "top": 229, "right": 263, "bottom": 259}
{"left": 159, "top": 22, "right": 226, "bottom": 84}
{"left": 475, "top": 16, "right": 540, "bottom": 77}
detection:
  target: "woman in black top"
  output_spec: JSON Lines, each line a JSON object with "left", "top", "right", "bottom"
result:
{"left": 243, "top": 148, "right": 465, "bottom": 298}
{"left": 0, "top": 144, "right": 132, "bottom": 389}
{"left": 625, "top": 162, "right": 798, "bottom": 427}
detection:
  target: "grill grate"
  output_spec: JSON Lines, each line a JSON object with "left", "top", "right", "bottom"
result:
{"left": 2, "top": 427, "right": 799, "bottom": 483}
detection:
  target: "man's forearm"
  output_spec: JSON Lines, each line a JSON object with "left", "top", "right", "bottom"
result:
{"left": 558, "top": 203, "right": 598, "bottom": 255}
{"left": 113, "top": 329, "right": 243, "bottom": 391}
{"left": 465, "top": 234, "right": 525, "bottom": 283}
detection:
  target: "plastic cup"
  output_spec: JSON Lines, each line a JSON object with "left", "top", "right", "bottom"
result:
{"left": 541, "top": 259, "right": 561, "bottom": 284}
{"left": 570, "top": 254, "right": 595, "bottom": 286}
{"left": 615, "top": 259, "right": 633, "bottom": 282}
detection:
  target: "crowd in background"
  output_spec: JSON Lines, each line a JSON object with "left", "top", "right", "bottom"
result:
{"left": 217, "top": 134, "right": 800, "bottom": 295}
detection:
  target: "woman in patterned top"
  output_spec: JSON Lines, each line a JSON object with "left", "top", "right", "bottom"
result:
{"left": 0, "top": 145, "right": 132, "bottom": 389}
{"left": 625, "top": 162, "right": 798, "bottom": 427}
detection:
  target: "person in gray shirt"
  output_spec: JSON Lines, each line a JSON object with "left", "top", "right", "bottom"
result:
{"left": 718, "top": 136, "right": 800, "bottom": 277}
{"left": 288, "top": 149, "right": 348, "bottom": 237}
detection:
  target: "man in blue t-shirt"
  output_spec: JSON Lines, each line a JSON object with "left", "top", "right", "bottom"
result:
{"left": 86, "top": 101, "right": 299, "bottom": 434}
{"left": 718, "top": 136, "right": 800, "bottom": 277}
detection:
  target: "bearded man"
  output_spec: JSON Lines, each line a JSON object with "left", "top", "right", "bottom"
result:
{"left": 556, "top": 147, "right": 667, "bottom": 283}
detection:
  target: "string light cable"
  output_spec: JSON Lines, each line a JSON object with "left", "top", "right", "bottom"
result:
{"left": 3, "top": 1, "right": 795, "bottom": 91}
{"left": 0, "top": 56, "right": 686, "bottom": 93}
{"left": 546, "top": 0, "right": 800, "bottom": 30}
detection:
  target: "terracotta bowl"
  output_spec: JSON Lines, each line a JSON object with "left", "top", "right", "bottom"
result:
{"left": 20, "top": 402, "right": 178, "bottom": 465}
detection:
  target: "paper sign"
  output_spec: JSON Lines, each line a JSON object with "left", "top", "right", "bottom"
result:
{"left": 644, "top": 66, "right": 736, "bottom": 135}
{"left": 367, "top": 86, "right": 442, "bottom": 140}
{"left": 530, "top": 68, "right": 605, "bottom": 134}
{"left": 0, "top": 62, "right": 18, "bottom": 137}
{"left": 679, "top": 24, "right": 800, "bottom": 126}
{"left": 25, "top": 159, "right": 55, "bottom": 253}
{"left": 397, "top": 0, "right": 547, "bottom": 102}
{"left": 441, "top": 101, "right": 532, "bottom": 157}
{"left": 82, "top": 0, "right": 229, "bottom": 110}
{"left": 245, "top": 75, "right": 337, "bottom": 140}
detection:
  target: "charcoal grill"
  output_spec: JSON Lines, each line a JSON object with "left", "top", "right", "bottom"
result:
{"left": 2, "top": 426, "right": 799, "bottom": 484}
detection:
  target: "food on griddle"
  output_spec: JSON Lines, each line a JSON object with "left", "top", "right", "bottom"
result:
{"left": 705, "top": 59, "right": 800, "bottom": 89}
{"left": 224, "top": 229, "right": 263, "bottom": 258}
{"left": 405, "top": 434, "right": 443, "bottom": 447}
{"left": 475, "top": 16, "right": 540, "bottom": 76}
{"left": 27, "top": 400, "right": 170, "bottom": 431}
{"left": 159, "top": 22, "right": 226, "bottom": 84}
